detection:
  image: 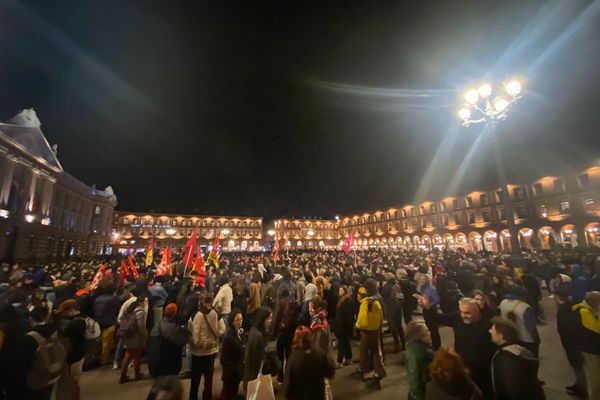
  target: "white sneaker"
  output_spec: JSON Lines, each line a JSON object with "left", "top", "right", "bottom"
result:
{"left": 112, "top": 362, "right": 119, "bottom": 370}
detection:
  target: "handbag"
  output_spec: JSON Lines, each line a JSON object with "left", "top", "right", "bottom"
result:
{"left": 246, "top": 361, "right": 275, "bottom": 400}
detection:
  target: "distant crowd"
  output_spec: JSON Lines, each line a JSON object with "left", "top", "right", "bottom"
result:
{"left": 0, "top": 246, "right": 599, "bottom": 400}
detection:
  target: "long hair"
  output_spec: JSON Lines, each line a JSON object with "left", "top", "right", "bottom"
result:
{"left": 292, "top": 325, "right": 311, "bottom": 351}
{"left": 429, "top": 348, "right": 473, "bottom": 398}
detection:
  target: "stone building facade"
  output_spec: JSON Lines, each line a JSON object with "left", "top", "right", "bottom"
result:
{"left": 273, "top": 164, "right": 600, "bottom": 251}
{"left": 111, "top": 212, "right": 263, "bottom": 254}
{"left": 0, "top": 109, "right": 117, "bottom": 263}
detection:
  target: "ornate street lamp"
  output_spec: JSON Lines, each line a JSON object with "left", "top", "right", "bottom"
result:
{"left": 458, "top": 79, "right": 523, "bottom": 261}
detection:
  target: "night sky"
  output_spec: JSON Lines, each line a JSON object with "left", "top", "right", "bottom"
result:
{"left": 1, "top": 1, "right": 600, "bottom": 220}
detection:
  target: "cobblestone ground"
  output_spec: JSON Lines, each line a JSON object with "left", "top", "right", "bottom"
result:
{"left": 80, "top": 296, "right": 575, "bottom": 400}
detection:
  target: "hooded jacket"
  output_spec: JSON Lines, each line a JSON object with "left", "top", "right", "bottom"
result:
{"left": 355, "top": 295, "right": 383, "bottom": 331}
{"left": 491, "top": 344, "right": 545, "bottom": 400}
{"left": 188, "top": 307, "right": 225, "bottom": 356}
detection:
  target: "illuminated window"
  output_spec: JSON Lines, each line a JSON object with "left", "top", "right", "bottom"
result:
{"left": 583, "top": 196, "right": 595, "bottom": 210}
{"left": 465, "top": 197, "right": 473, "bottom": 208}
{"left": 560, "top": 200, "right": 570, "bottom": 212}
{"left": 94, "top": 206, "right": 101, "bottom": 215}
{"left": 538, "top": 204, "right": 548, "bottom": 218}
{"left": 579, "top": 174, "right": 591, "bottom": 189}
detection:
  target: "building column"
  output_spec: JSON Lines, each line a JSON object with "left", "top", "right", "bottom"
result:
{"left": 23, "top": 168, "right": 40, "bottom": 214}
{"left": 39, "top": 175, "right": 56, "bottom": 218}
{"left": 0, "top": 155, "right": 17, "bottom": 209}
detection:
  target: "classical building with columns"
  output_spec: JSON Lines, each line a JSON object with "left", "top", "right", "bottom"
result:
{"left": 273, "top": 164, "right": 600, "bottom": 252}
{"left": 0, "top": 109, "right": 117, "bottom": 262}
{"left": 111, "top": 212, "right": 263, "bottom": 254}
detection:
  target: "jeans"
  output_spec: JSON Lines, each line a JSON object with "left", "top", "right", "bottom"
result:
{"left": 121, "top": 347, "right": 143, "bottom": 379}
{"left": 337, "top": 334, "right": 352, "bottom": 363}
{"left": 276, "top": 329, "right": 294, "bottom": 380}
{"left": 359, "top": 330, "right": 386, "bottom": 379}
{"left": 189, "top": 354, "right": 216, "bottom": 400}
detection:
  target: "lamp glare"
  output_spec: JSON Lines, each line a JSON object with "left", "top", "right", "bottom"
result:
{"left": 505, "top": 80, "right": 521, "bottom": 97}
{"left": 458, "top": 108, "right": 471, "bottom": 120}
{"left": 464, "top": 89, "right": 479, "bottom": 104}
{"left": 494, "top": 98, "right": 509, "bottom": 112}
{"left": 478, "top": 83, "right": 492, "bottom": 98}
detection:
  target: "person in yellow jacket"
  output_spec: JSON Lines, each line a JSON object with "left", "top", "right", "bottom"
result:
{"left": 573, "top": 291, "right": 600, "bottom": 400}
{"left": 351, "top": 279, "right": 386, "bottom": 390}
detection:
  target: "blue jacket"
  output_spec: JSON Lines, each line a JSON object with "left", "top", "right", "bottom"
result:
{"left": 571, "top": 264, "right": 588, "bottom": 303}
{"left": 420, "top": 283, "right": 440, "bottom": 308}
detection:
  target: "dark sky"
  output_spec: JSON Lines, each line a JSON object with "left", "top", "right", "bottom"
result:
{"left": 1, "top": 0, "right": 600, "bottom": 220}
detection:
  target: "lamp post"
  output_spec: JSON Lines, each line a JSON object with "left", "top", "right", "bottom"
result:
{"left": 458, "top": 79, "right": 523, "bottom": 261}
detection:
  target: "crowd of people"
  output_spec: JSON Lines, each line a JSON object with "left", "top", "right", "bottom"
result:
{"left": 0, "top": 246, "right": 599, "bottom": 400}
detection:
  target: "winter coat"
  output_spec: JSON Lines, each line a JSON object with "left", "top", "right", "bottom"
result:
{"left": 284, "top": 345, "right": 335, "bottom": 400}
{"left": 153, "top": 317, "right": 189, "bottom": 377}
{"left": 57, "top": 315, "right": 86, "bottom": 364}
{"left": 93, "top": 294, "right": 120, "bottom": 329}
{"left": 355, "top": 296, "right": 383, "bottom": 331}
{"left": 220, "top": 327, "right": 245, "bottom": 384}
{"left": 499, "top": 298, "right": 539, "bottom": 345}
{"left": 572, "top": 299, "right": 600, "bottom": 355}
{"left": 188, "top": 308, "right": 225, "bottom": 356}
{"left": 123, "top": 305, "right": 148, "bottom": 349}
{"left": 424, "top": 308, "right": 495, "bottom": 398}
{"left": 244, "top": 308, "right": 270, "bottom": 387}
{"left": 491, "top": 344, "right": 545, "bottom": 400}
{"left": 405, "top": 342, "right": 434, "bottom": 400}
{"left": 571, "top": 265, "right": 589, "bottom": 303}
{"left": 248, "top": 282, "right": 261, "bottom": 313}
{"left": 333, "top": 297, "right": 354, "bottom": 338}
{"left": 213, "top": 284, "right": 233, "bottom": 316}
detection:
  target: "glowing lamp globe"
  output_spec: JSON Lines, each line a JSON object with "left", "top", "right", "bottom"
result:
{"left": 464, "top": 89, "right": 479, "bottom": 105}
{"left": 494, "top": 98, "right": 509, "bottom": 112}
{"left": 458, "top": 108, "right": 471, "bottom": 121}
{"left": 478, "top": 83, "right": 492, "bottom": 98}
{"left": 505, "top": 80, "right": 521, "bottom": 97}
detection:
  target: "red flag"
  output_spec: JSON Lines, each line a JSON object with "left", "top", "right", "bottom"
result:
{"left": 343, "top": 233, "right": 355, "bottom": 255}
{"left": 156, "top": 247, "right": 171, "bottom": 276}
{"left": 272, "top": 234, "right": 280, "bottom": 261}
{"left": 207, "top": 234, "right": 220, "bottom": 267}
{"left": 90, "top": 264, "right": 107, "bottom": 291}
{"left": 127, "top": 254, "right": 139, "bottom": 278}
{"left": 192, "top": 247, "right": 206, "bottom": 287}
{"left": 192, "top": 246, "right": 205, "bottom": 273}
{"left": 183, "top": 228, "right": 198, "bottom": 267}
{"left": 118, "top": 260, "right": 129, "bottom": 286}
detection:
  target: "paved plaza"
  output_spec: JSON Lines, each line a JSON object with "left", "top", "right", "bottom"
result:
{"left": 80, "top": 297, "right": 575, "bottom": 400}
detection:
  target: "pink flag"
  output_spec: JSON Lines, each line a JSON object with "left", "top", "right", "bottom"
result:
{"left": 343, "top": 233, "right": 355, "bottom": 255}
